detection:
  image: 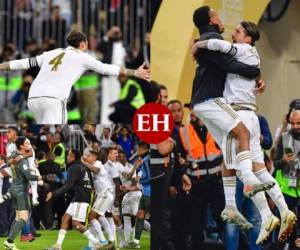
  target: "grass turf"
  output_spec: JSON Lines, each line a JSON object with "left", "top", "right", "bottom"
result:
{"left": 0, "top": 230, "right": 150, "bottom": 250}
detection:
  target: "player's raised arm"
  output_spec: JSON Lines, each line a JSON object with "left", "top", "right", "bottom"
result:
{"left": 119, "top": 62, "right": 150, "bottom": 81}
{"left": 84, "top": 53, "right": 150, "bottom": 81}
{"left": 0, "top": 54, "right": 44, "bottom": 71}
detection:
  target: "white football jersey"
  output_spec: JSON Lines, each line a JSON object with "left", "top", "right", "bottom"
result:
{"left": 25, "top": 138, "right": 36, "bottom": 169}
{"left": 6, "top": 141, "right": 17, "bottom": 158}
{"left": 120, "top": 162, "right": 141, "bottom": 197}
{"left": 104, "top": 160, "right": 120, "bottom": 192}
{"left": 207, "top": 39, "right": 260, "bottom": 104}
{"left": 10, "top": 46, "right": 120, "bottom": 101}
{"left": 115, "top": 161, "right": 125, "bottom": 183}
{"left": 120, "top": 162, "right": 136, "bottom": 186}
{"left": 92, "top": 160, "right": 113, "bottom": 194}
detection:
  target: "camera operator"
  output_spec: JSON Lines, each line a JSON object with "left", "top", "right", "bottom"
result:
{"left": 274, "top": 109, "right": 300, "bottom": 248}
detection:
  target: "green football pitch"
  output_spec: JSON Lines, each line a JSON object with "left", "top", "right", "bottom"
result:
{"left": 0, "top": 230, "right": 150, "bottom": 250}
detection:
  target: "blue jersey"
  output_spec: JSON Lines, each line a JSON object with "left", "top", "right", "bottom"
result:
{"left": 139, "top": 155, "right": 151, "bottom": 197}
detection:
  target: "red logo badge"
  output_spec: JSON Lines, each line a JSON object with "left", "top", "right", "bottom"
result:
{"left": 133, "top": 103, "right": 174, "bottom": 144}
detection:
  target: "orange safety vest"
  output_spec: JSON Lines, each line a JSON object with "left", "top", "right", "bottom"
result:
{"left": 179, "top": 124, "right": 222, "bottom": 163}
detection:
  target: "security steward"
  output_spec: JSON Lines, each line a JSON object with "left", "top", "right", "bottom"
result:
{"left": 150, "top": 140, "right": 176, "bottom": 250}
{"left": 149, "top": 81, "right": 176, "bottom": 250}
{"left": 52, "top": 132, "right": 66, "bottom": 170}
{"left": 177, "top": 108, "right": 225, "bottom": 250}
{"left": 109, "top": 75, "right": 145, "bottom": 124}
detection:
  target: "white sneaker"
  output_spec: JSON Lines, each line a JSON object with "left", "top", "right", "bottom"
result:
{"left": 256, "top": 214, "right": 280, "bottom": 244}
{"left": 221, "top": 206, "right": 253, "bottom": 230}
{"left": 3, "top": 240, "right": 20, "bottom": 250}
{"left": 44, "top": 244, "right": 62, "bottom": 250}
{"left": 278, "top": 210, "right": 297, "bottom": 242}
{"left": 126, "top": 240, "right": 140, "bottom": 249}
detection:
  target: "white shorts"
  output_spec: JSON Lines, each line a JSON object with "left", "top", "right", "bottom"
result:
{"left": 107, "top": 193, "right": 120, "bottom": 215}
{"left": 214, "top": 110, "right": 264, "bottom": 169}
{"left": 28, "top": 97, "right": 67, "bottom": 124}
{"left": 238, "top": 110, "right": 264, "bottom": 164}
{"left": 92, "top": 190, "right": 114, "bottom": 216}
{"left": 193, "top": 98, "right": 241, "bottom": 146}
{"left": 66, "top": 202, "right": 89, "bottom": 222}
{"left": 193, "top": 98, "right": 241, "bottom": 169}
{"left": 122, "top": 191, "right": 142, "bottom": 215}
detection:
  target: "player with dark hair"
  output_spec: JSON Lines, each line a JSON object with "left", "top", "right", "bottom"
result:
{"left": 45, "top": 149, "right": 111, "bottom": 250}
{"left": 192, "top": 18, "right": 296, "bottom": 243}
{"left": 3, "top": 137, "right": 42, "bottom": 250}
{"left": 0, "top": 31, "right": 150, "bottom": 124}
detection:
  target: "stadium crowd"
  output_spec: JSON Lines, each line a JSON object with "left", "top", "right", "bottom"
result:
{"left": 0, "top": 124, "right": 151, "bottom": 250}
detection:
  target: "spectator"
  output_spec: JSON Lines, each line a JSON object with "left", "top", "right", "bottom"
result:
{"left": 0, "top": 45, "right": 22, "bottom": 123}
{"left": 11, "top": 73, "right": 34, "bottom": 123}
{"left": 167, "top": 100, "right": 185, "bottom": 135}
{"left": 274, "top": 110, "right": 300, "bottom": 247}
{"left": 274, "top": 99, "right": 300, "bottom": 147}
{"left": 0, "top": 155, "right": 12, "bottom": 237}
{"left": 109, "top": 75, "right": 145, "bottom": 124}
{"left": 97, "top": 26, "right": 126, "bottom": 124}
{"left": 258, "top": 114, "right": 273, "bottom": 150}
{"left": 52, "top": 132, "right": 66, "bottom": 170}
{"left": 159, "top": 85, "right": 168, "bottom": 106}
{"left": 50, "top": 0, "right": 72, "bottom": 27}
{"left": 116, "top": 126, "right": 134, "bottom": 160}
{"left": 100, "top": 127, "right": 115, "bottom": 149}
{"left": 42, "top": 5, "right": 67, "bottom": 48}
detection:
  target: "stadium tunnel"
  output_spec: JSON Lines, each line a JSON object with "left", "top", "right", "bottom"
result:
{"left": 152, "top": 0, "right": 298, "bottom": 134}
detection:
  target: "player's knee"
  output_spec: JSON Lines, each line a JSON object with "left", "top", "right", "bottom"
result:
{"left": 72, "top": 220, "right": 80, "bottom": 230}
{"left": 232, "top": 122, "right": 249, "bottom": 141}
{"left": 136, "top": 210, "right": 144, "bottom": 219}
{"left": 19, "top": 214, "right": 29, "bottom": 222}
{"left": 88, "top": 211, "right": 96, "bottom": 222}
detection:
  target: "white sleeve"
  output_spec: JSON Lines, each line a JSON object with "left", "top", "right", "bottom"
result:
{"left": 94, "top": 161, "right": 102, "bottom": 170}
{"left": 35, "top": 52, "right": 46, "bottom": 67}
{"left": 110, "top": 166, "right": 119, "bottom": 179}
{"left": 9, "top": 52, "right": 46, "bottom": 70}
{"left": 9, "top": 58, "right": 30, "bottom": 70}
{"left": 207, "top": 39, "right": 233, "bottom": 54}
{"left": 84, "top": 54, "right": 120, "bottom": 76}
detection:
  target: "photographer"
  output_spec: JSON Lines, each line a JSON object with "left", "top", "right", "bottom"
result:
{"left": 274, "top": 109, "right": 300, "bottom": 248}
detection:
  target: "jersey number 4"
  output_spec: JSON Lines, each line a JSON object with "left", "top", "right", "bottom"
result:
{"left": 49, "top": 52, "right": 66, "bottom": 71}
